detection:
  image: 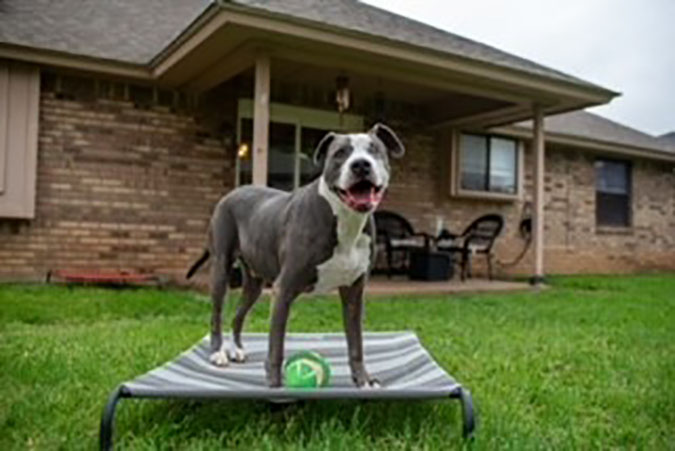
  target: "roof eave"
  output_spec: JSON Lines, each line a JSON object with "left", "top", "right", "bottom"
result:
{"left": 0, "top": 42, "right": 151, "bottom": 80}
{"left": 206, "top": 1, "right": 619, "bottom": 103}
{"left": 149, "top": 2, "right": 222, "bottom": 69}
{"left": 0, "top": 1, "right": 620, "bottom": 108}
{"left": 492, "top": 124, "right": 675, "bottom": 163}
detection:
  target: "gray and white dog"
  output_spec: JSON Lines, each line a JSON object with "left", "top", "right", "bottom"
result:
{"left": 186, "top": 123, "right": 405, "bottom": 387}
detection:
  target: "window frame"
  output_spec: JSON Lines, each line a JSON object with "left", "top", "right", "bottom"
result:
{"left": 235, "top": 99, "right": 364, "bottom": 189}
{"left": 594, "top": 158, "right": 632, "bottom": 229}
{"left": 451, "top": 130, "right": 523, "bottom": 201}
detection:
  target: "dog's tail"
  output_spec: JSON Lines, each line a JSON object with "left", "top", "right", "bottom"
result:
{"left": 186, "top": 249, "right": 210, "bottom": 279}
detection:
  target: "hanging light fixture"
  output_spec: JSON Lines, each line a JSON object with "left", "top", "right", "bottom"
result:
{"left": 335, "top": 75, "right": 350, "bottom": 113}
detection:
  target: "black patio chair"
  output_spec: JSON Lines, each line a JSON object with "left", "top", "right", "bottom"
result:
{"left": 373, "top": 210, "right": 431, "bottom": 278}
{"left": 436, "top": 214, "right": 504, "bottom": 281}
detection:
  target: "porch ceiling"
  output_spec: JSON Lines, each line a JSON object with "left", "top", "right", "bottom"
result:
{"left": 153, "top": 10, "right": 617, "bottom": 128}
{"left": 269, "top": 59, "right": 443, "bottom": 105}
{"left": 266, "top": 58, "right": 515, "bottom": 123}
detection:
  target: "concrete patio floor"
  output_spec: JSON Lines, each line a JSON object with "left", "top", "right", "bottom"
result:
{"left": 188, "top": 274, "right": 532, "bottom": 297}
{"left": 365, "top": 276, "right": 531, "bottom": 296}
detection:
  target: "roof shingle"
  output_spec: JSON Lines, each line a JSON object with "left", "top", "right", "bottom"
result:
{"left": 0, "top": 0, "right": 610, "bottom": 93}
{"left": 229, "top": 0, "right": 604, "bottom": 89}
{"left": 515, "top": 111, "right": 674, "bottom": 154}
{"left": 658, "top": 132, "right": 675, "bottom": 151}
{"left": 0, "top": 0, "right": 212, "bottom": 64}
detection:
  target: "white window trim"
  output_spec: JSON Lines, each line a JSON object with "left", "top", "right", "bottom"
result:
{"left": 235, "top": 99, "right": 364, "bottom": 188}
{"left": 449, "top": 129, "right": 524, "bottom": 202}
{"left": 0, "top": 62, "right": 40, "bottom": 219}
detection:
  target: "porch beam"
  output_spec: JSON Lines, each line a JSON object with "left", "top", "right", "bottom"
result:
{"left": 431, "top": 104, "right": 528, "bottom": 129}
{"left": 184, "top": 44, "right": 255, "bottom": 93}
{"left": 532, "top": 104, "right": 545, "bottom": 286}
{"left": 252, "top": 54, "right": 270, "bottom": 186}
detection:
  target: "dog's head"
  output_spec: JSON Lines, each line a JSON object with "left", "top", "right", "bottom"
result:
{"left": 314, "top": 123, "right": 405, "bottom": 213}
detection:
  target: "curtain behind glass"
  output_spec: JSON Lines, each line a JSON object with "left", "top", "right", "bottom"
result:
{"left": 489, "top": 137, "right": 516, "bottom": 193}
{"left": 460, "top": 134, "right": 488, "bottom": 191}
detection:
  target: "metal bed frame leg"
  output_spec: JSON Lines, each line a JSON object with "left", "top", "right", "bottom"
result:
{"left": 452, "top": 387, "right": 476, "bottom": 439}
{"left": 100, "top": 385, "right": 129, "bottom": 451}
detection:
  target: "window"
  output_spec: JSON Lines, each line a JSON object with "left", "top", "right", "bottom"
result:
{"left": 459, "top": 133, "right": 518, "bottom": 195}
{"left": 596, "top": 159, "right": 631, "bottom": 227}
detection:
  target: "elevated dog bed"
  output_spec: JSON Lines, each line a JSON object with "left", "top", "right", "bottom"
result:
{"left": 100, "top": 331, "right": 475, "bottom": 449}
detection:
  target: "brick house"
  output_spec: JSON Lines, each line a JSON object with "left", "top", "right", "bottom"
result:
{"left": 0, "top": 0, "right": 673, "bottom": 283}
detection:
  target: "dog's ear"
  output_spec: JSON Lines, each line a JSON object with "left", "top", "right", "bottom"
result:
{"left": 369, "top": 123, "right": 405, "bottom": 159}
{"left": 313, "top": 132, "right": 337, "bottom": 167}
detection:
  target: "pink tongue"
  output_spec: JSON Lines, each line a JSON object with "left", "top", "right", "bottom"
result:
{"left": 346, "top": 188, "right": 382, "bottom": 211}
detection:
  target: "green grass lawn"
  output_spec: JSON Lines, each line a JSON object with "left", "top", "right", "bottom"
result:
{"left": 1, "top": 275, "right": 674, "bottom": 450}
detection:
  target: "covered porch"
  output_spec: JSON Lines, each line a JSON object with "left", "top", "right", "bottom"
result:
{"left": 153, "top": 6, "right": 617, "bottom": 284}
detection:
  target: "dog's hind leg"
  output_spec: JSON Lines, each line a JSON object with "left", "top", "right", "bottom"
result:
{"left": 231, "top": 267, "right": 264, "bottom": 363}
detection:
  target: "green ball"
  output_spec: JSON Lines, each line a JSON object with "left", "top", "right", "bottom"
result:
{"left": 284, "top": 351, "right": 332, "bottom": 389}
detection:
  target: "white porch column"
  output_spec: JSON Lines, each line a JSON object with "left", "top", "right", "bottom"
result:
{"left": 532, "top": 104, "right": 545, "bottom": 285}
{"left": 252, "top": 54, "right": 270, "bottom": 186}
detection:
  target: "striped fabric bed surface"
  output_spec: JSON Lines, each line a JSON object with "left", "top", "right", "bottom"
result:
{"left": 123, "top": 331, "right": 461, "bottom": 400}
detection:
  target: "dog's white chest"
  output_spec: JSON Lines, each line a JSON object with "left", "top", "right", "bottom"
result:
{"left": 313, "top": 233, "right": 371, "bottom": 293}
{"left": 312, "top": 177, "right": 372, "bottom": 293}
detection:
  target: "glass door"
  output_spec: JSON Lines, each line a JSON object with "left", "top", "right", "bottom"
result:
{"left": 237, "top": 119, "right": 299, "bottom": 191}
{"left": 235, "top": 100, "right": 364, "bottom": 191}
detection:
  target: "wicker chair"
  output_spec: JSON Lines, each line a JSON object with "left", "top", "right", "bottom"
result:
{"left": 436, "top": 214, "right": 504, "bottom": 281}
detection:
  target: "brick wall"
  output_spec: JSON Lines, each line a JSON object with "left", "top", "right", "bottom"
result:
{"left": 540, "top": 146, "right": 675, "bottom": 274}
{"left": 383, "top": 128, "right": 675, "bottom": 276}
{"left": 0, "top": 73, "right": 235, "bottom": 282}
{"left": 1, "top": 71, "right": 673, "bottom": 282}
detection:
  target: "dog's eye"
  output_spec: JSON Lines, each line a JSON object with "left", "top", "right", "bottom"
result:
{"left": 333, "top": 148, "right": 349, "bottom": 159}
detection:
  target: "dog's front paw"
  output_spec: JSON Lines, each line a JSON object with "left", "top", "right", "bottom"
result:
{"left": 361, "top": 378, "right": 381, "bottom": 389}
{"left": 230, "top": 346, "right": 246, "bottom": 363}
{"left": 209, "top": 350, "right": 230, "bottom": 367}
{"left": 353, "top": 370, "right": 381, "bottom": 389}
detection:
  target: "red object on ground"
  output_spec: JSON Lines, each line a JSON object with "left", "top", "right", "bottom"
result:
{"left": 49, "top": 270, "right": 158, "bottom": 285}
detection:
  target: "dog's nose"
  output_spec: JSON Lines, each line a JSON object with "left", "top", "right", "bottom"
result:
{"left": 350, "top": 159, "right": 372, "bottom": 177}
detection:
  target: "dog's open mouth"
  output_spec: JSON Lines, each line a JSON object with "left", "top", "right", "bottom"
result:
{"left": 336, "top": 180, "right": 384, "bottom": 212}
